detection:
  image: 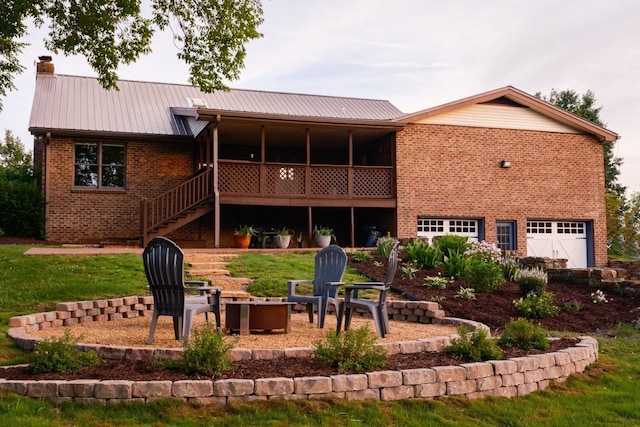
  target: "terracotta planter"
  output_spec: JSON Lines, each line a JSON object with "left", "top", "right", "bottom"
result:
{"left": 273, "top": 235, "right": 291, "bottom": 248}
{"left": 314, "top": 235, "right": 331, "bottom": 248}
{"left": 234, "top": 234, "right": 251, "bottom": 249}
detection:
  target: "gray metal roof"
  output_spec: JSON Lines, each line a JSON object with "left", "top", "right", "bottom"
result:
{"left": 29, "top": 74, "right": 404, "bottom": 137}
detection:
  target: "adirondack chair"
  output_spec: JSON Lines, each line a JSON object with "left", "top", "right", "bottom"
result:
{"left": 287, "top": 245, "right": 347, "bottom": 328}
{"left": 143, "top": 237, "right": 222, "bottom": 344}
{"left": 337, "top": 242, "right": 399, "bottom": 338}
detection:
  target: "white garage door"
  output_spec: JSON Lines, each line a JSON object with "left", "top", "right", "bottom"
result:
{"left": 526, "top": 221, "right": 587, "bottom": 268}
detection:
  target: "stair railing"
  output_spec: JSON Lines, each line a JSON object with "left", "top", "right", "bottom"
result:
{"left": 141, "top": 168, "right": 212, "bottom": 244}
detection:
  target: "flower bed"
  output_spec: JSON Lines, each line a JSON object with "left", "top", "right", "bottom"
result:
{"left": 3, "top": 297, "right": 598, "bottom": 405}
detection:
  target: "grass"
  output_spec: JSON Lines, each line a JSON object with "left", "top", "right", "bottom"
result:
{"left": 0, "top": 245, "right": 640, "bottom": 425}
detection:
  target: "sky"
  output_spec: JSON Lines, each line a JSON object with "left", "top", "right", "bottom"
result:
{"left": 1, "top": 0, "right": 639, "bottom": 194}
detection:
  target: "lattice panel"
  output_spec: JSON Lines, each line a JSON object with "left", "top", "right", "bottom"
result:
{"left": 219, "top": 163, "right": 260, "bottom": 194}
{"left": 310, "top": 167, "right": 348, "bottom": 196}
{"left": 354, "top": 168, "right": 392, "bottom": 197}
{"left": 265, "top": 165, "right": 305, "bottom": 195}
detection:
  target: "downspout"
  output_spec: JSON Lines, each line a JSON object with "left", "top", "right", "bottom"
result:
{"left": 44, "top": 132, "right": 51, "bottom": 239}
{"left": 213, "top": 116, "right": 221, "bottom": 248}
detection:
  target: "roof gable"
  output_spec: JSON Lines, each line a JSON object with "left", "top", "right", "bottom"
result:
{"left": 398, "top": 86, "right": 619, "bottom": 142}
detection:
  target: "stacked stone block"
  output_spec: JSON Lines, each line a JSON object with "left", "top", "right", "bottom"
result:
{"left": 0, "top": 337, "right": 598, "bottom": 405}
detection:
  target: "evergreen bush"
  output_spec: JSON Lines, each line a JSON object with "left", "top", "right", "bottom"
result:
{"left": 498, "top": 318, "right": 549, "bottom": 350}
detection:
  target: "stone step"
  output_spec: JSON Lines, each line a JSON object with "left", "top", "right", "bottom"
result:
{"left": 187, "top": 261, "right": 228, "bottom": 268}
{"left": 186, "top": 268, "right": 230, "bottom": 277}
{"left": 209, "top": 277, "right": 253, "bottom": 291}
{"left": 184, "top": 253, "right": 238, "bottom": 262}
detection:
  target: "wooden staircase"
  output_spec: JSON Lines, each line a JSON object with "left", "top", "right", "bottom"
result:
{"left": 140, "top": 168, "right": 213, "bottom": 246}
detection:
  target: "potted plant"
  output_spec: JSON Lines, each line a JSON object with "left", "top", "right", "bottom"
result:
{"left": 273, "top": 227, "right": 292, "bottom": 249}
{"left": 257, "top": 233, "right": 269, "bottom": 248}
{"left": 233, "top": 225, "right": 256, "bottom": 249}
{"left": 296, "top": 231, "right": 305, "bottom": 248}
{"left": 313, "top": 225, "right": 334, "bottom": 248}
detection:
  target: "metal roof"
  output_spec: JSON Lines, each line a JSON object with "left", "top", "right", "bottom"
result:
{"left": 29, "top": 74, "right": 404, "bottom": 137}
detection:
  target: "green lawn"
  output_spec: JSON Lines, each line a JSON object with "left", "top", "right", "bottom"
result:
{"left": 1, "top": 245, "right": 640, "bottom": 426}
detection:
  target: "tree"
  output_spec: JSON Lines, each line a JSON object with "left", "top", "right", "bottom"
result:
{"left": 0, "top": 130, "right": 33, "bottom": 182}
{"left": 0, "top": 0, "right": 264, "bottom": 110}
{"left": 536, "top": 88, "right": 624, "bottom": 196}
{"left": 0, "top": 130, "right": 42, "bottom": 237}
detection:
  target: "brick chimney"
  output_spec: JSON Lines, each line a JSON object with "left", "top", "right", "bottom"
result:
{"left": 36, "top": 56, "right": 54, "bottom": 74}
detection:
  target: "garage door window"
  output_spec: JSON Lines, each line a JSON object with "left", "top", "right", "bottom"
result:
{"left": 417, "top": 218, "right": 480, "bottom": 241}
{"left": 557, "top": 222, "right": 585, "bottom": 235}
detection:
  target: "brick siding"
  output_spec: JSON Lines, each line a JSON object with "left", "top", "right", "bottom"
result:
{"left": 395, "top": 124, "right": 608, "bottom": 266}
{"left": 40, "top": 137, "right": 197, "bottom": 243}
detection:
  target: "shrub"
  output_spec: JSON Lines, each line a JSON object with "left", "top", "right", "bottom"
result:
{"left": 350, "top": 250, "right": 373, "bottom": 263}
{"left": 433, "top": 234, "right": 471, "bottom": 258}
{"left": 376, "top": 233, "right": 398, "bottom": 258}
{"left": 514, "top": 291, "right": 559, "bottom": 319}
{"left": 423, "top": 274, "right": 450, "bottom": 289}
{"left": 455, "top": 286, "right": 476, "bottom": 300}
{"left": 591, "top": 289, "right": 608, "bottom": 304}
{"left": 30, "top": 330, "right": 103, "bottom": 373}
{"left": 464, "top": 240, "right": 502, "bottom": 263}
{"left": 443, "top": 251, "right": 468, "bottom": 278}
{"left": 563, "top": 296, "right": 583, "bottom": 313}
{"left": 498, "top": 256, "right": 520, "bottom": 281}
{"left": 404, "top": 238, "right": 442, "bottom": 268}
{"left": 178, "top": 324, "right": 234, "bottom": 376}
{"left": 517, "top": 267, "right": 548, "bottom": 295}
{"left": 464, "top": 258, "right": 505, "bottom": 293}
{"left": 312, "top": 326, "right": 387, "bottom": 373}
{"left": 401, "top": 261, "right": 419, "bottom": 279}
{"left": 443, "top": 326, "right": 502, "bottom": 362}
{"left": 0, "top": 179, "right": 43, "bottom": 238}
{"left": 498, "top": 318, "right": 549, "bottom": 351}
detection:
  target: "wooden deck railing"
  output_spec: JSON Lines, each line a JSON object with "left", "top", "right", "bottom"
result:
{"left": 141, "top": 168, "right": 212, "bottom": 237}
{"left": 218, "top": 161, "right": 394, "bottom": 198}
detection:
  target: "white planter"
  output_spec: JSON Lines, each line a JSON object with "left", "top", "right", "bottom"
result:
{"left": 314, "top": 235, "right": 331, "bottom": 248}
{"left": 273, "top": 235, "right": 291, "bottom": 248}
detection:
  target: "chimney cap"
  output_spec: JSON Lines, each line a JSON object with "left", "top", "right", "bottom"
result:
{"left": 38, "top": 55, "right": 52, "bottom": 62}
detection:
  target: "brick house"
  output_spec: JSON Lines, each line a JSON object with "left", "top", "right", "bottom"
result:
{"left": 29, "top": 58, "right": 617, "bottom": 267}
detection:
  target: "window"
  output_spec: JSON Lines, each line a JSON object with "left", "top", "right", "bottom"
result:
{"left": 74, "top": 143, "right": 125, "bottom": 188}
{"left": 417, "top": 218, "right": 480, "bottom": 241}
{"left": 496, "top": 221, "right": 516, "bottom": 251}
{"left": 526, "top": 221, "right": 552, "bottom": 234}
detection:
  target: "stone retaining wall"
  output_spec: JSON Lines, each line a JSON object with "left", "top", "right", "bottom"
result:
{"left": 608, "top": 260, "right": 640, "bottom": 280}
{"left": 7, "top": 296, "right": 449, "bottom": 355}
{"left": 4, "top": 296, "right": 599, "bottom": 405}
{"left": 0, "top": 337, "right": 598, "bottom": 405}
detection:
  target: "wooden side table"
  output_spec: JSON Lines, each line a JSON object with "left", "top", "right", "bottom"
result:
{"left": 225, "top": 301, "right": 295, "bottom": 335}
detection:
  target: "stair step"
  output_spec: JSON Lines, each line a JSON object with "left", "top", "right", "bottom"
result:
{"left": 209, "top": 277, "right": 253, "bottom": 291}
{"left": 184, "top": 253, "right": 238, "bottom": 262}
{"left": 187, "top": 261, "right": 228, "bottom": 268}
{"left": 187, "top": 268, "right": 230, "bottom": 277}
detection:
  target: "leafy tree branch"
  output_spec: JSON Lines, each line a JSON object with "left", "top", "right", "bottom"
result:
{"left": 0, "top": 0, "right": 264, "bottom": 110}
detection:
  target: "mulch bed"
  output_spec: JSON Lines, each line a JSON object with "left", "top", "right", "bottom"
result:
{"left": 351, "top": 255, "right": 640, "bottom": 335}
{"left": 1, "top": 338, "right": 577, "bottom": 381}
